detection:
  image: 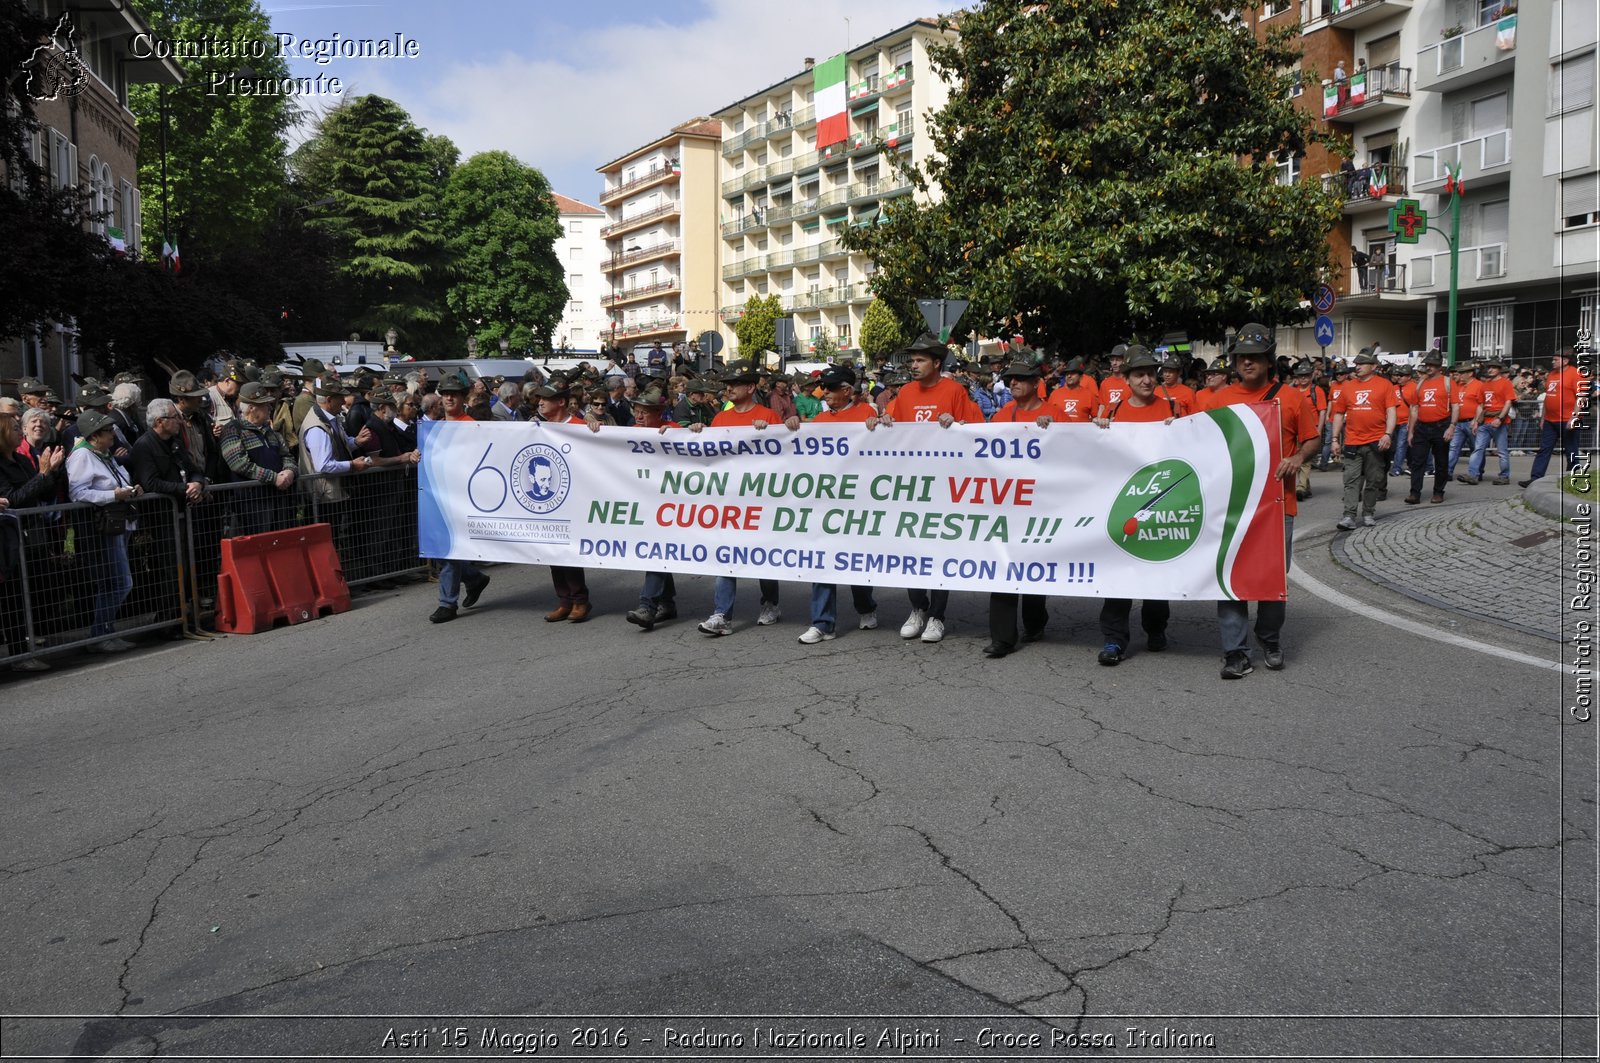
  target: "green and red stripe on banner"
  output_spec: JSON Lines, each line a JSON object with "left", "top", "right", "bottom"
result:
{"left": 813, "top": 53, "right": 848, "bottom": 149}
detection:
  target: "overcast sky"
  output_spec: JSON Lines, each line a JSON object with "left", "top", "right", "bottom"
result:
{"left": 262, "top": 0, "right": 939, "bottom": 205}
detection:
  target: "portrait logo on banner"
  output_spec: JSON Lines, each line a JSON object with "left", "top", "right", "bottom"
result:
{"left": 510, "top": 443, "right": 572, "bottom": 515}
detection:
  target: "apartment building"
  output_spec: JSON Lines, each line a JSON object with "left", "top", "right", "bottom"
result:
{"left": 4, "top": 0, "right": 181, "bottom": 390}
{"left": 1254, "top": 0, "right": 1598, "bottom": 364}
{"left": 595, "top": 119, "right": 723, "bottom": 356}
{"left": 714, "top": 19, "right": 956, "bottom": 360}
{"left": 550, "top": 193, "right": 606, "bottom": 354}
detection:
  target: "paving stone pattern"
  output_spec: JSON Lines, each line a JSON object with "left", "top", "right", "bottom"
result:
{"left": 1337, "top": 497, "right": 1578, "bottom": 640}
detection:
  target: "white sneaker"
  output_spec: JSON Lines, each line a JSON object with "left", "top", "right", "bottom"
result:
{"left": 858, "top": 610, "right": 878, "bottom": 630}
{"left": 1362, "top": 514, "right": 1376, "bottom": 527}
{"left": 920, "top": 617, "right": 946, "bottom": 643}
{"left": 899, "top": 609, "right": 928, "bottom": 639}
{"left": 757, "top": 603, "right": 781, "bottom": 626}
{"left": 798, "top": 626, "right": 835, "bottom": 644}
{"left": 1336, "top": 516, "right": 1357, "bottom": 531}
{"left": 698, "top": 613, "right": 733, "bottom": 636}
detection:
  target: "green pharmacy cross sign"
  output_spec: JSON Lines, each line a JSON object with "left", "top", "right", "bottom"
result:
{"left": 1388, "top": 199, "right": 1429, "bottom": 243}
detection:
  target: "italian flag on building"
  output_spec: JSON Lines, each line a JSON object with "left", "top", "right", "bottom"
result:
{"left": 813, "top": 53, "right": 848, "bottom": 149}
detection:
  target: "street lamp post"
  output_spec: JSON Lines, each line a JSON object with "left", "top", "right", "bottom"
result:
{"left": 499, "top": 337, "right": 510, "bottom": 357}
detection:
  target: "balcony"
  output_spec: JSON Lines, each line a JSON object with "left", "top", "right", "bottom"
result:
{"left": 1328, "top": 0, "right": 1412, "bottom": 30}
{"left": 847, "top": 73, "right": 883, "bottom": 106}
{"left": 791, "top": 105, "right": 815, "bottom": 129}
{"left": 1417, "top": 17, "right": 1517, "bottom": 94}
{"left": 765, "top": 112, "right": 795, "bottom": 140}
{"left": 603, "top": 278, "right": 680, "bottom": 307}
{"left": 721, "top": 213, "right": 768, "bottom": 238}
{"left": 602, "top": 240, "right": 679, "bottom": 273}
{"left": 765, "top": 248, "right": 796, "bottom": 270}
{"left": 882, "top": 63, "right": 914, "bottom": 96}
{"left": 882, "top": 118, "right": 915, "bottom": 151}
{"left": 600, "top": 200, "right": 680, "bottom": 238}
{"left": 847, "top": 176, "right": 913, "bottom": 204}
{"left": 723, "top": 164, "right": 769, "bottom": 198}
{"left": 1321, "top": 164, "right": 1408, "bottom": 213}
{"left": 721, "top": 255, "right": 765, "bottom": 280}
{"left": 793, "top": 238, "right": 845, "bottom": 266}
{"left": 1408, "top": 244, "right": 1508, "bottom": 289}
{"left": 1326, "top": 65, "right": 1412, "bottom": 122}
{"left": 1413, "top": 129, "right": 1512, "bottom": 191}
{"left": 616, "top": 315, "right": 684, "bottom": 340}
{"left": 1343, "top": 262, "right": 1408, "bottom": 297}
{"left": 599, "top": 163, "right": 679, "bottom": 205}
{"left": 721, "top": 124, "right": 765, "bottom": 156}
{"left": 720, "top": 305, "right": 745, "bottom": 324}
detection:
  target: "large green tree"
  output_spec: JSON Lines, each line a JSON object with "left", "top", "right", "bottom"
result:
{"left": 296, "top": 95, "right": 456, "bottom": 346}
{"left": 859, "top": 298, "right": 909, "bottom": 363}
{"left": 732, "top": 293, "right": 784, "bottom": 358}
{"left": 128, "top": 0, "right": 294, "bottom": 259}
{"left": 847, "top": 0, "right": 1343, "bottom": 355}
{"left": 442, "top": 151, "right": 566, "bottom": 353}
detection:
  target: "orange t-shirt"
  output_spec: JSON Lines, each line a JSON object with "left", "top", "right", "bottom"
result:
{"left": 886, "top": 377, "right": 983, "bottom": 424}
{"left": 1160, "top": 383, "right": 1196, "bottom": 416}
{"left": 1331, "top": 375, "right": 1398, "bottom": 445}
{"left": 1477, "top": 376, "right": 1516, "bottom": 419}
{"left": 1393, "top": 391, "right": 1409, "bottom": 425}
{"left": 1099, "top": 375, "right": 1129, "bottom": 412}
{"left": 993, "top": 400, "right": 1051, "bottom": 423}
{"left": 445, "top": 411, "right": 475, "bottom": 422}
{"left": 1045, "top": 379, "right": 1099, "bottom": 422}
{"left": 1211, "top": 383, "right": 1319, "bottom": 517}
{"left": 1194, "top": 386, "right": 1230, "bottom": 413}
{"left": 1109, "top": 397, "right": 1177, "bottom": 423}
{"left": 1544, "top": 366, "right": 1585, "bottom": 422}
{"left": 711, "top": 404, "right": 778, "bottom": 428}
{"left": 1455, "top": 378, "right": 1484, "bottom": 420}
{"left": 1402, "top": 377, "right": 1454, "bottom": 423}
{"left": 812, "top": 402, "right": 876, "bottom": 424}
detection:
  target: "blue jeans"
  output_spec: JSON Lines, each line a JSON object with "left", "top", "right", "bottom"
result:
{"left": 1217, "top": 516, "right": 1293, "bottom": 654}
{"left": 712, "top": 576, "right": 778, "bottom": 618}
{"left": 1528, "top": 420, "right": 1576, "bottom": 481}
{"left": 92, "top": 532, "right": 133, "bottom": 636}
{"left": 1467, "top": 420, "right": 1510, "bottom": 480}
{"left": 1447, "top": 421, "right": 1472, "bottom": 478}
{"left": 1319, "top": 422, "right": 1335, "bottom": 466}
{"left": 809, "top": 583, "right": 876, "bottom": 634}
{"left": 438, "top": 558, "right": 483, "bottom": 608}
{"left": 639, "top": 571, "right": 676, "bottom": 609}
{"left": 1388, "top": 423, "right": 1409, "bottom": 475}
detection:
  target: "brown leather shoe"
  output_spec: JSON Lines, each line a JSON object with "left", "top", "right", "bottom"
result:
{"left": 1404, "top": 493, "right": 1420, "bottom": 504}
{"left": 1430, "top": 493, "right": 1444, "bottom": 503}
{"left": 568, "top": 602, "right": 592, "bottom": 623}
{"left": 545, "top": 603, "right": 572, "bottom": 622}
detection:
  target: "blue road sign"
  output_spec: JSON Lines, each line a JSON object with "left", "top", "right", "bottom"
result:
{"left": 1313, "top": 285, "right": 1337, "bottom": 314}
{"left": 1314, "top": 315, "right": 1335, "bottom": 348}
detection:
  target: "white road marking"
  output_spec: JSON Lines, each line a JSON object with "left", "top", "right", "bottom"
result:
{"left": 1289, "top": 565, "right": 1565, "bottom": 673}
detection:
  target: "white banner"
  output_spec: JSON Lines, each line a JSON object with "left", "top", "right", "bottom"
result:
{"left": 417, "top": 407, "right": 1287, "bottom": 601}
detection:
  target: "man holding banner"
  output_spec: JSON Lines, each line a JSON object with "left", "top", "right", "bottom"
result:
{"left": 1210, "top": 324, "right": 1320, "bottom": 679}
{"left": 879, "top": 334, "right": 983, "bottom": 645}
{"left": 798, "top": 365, "right": 880, "bottom": 645}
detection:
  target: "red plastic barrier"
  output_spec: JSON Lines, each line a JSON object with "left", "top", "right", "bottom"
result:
{"left": 215, "top": 523, "right": 352, "bottom": 634}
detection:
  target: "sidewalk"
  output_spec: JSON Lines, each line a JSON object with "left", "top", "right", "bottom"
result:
{"left": 1331, "top": 488, "right": 1581, "bottom": 641}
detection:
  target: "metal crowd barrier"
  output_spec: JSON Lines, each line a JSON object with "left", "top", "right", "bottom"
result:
{"left": 1, "top": 466, "right": 424, "bottom": 670}
{"left": 1, "top": 494, "right": 186, "bottom": 667}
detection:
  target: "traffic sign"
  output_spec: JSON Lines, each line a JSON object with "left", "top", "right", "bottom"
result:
{"left": 695, "top": 330, "right": 724, "bottom": 356}
{"left": 918, "top": 298, "right": 969, "bottom": 343}
{"left": 1314, "top": 315, "right": 1335, "bottom": 348}
{"left": 1313, "top": 284, "right": 1337, "bottom": 314}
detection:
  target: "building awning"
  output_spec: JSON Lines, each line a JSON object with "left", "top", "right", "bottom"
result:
{"left": 850, "top": 101, "right": 879, "bottom": 117}
{"left": 800, "top": 218, "right": 820, "bottom": 231}
{"left": 823, "top": 213, "right": 848, "bottom": 226}
{"left": 852, "top": 207, "right": 879, "bottom": 226}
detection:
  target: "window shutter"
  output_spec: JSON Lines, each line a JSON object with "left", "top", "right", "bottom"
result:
{"left": 1552, "top": 54, "right": 1597, "bottom": 115}
{"left": 1563, "top": 172, "right": 1599, "bottom": 219}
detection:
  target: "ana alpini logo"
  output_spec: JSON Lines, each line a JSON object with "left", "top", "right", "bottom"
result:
{"left": 1108, "top": 459, "right": 1204, "bottom": 562}
{"left": 22, "top": 13, "right": 89, "bottom": 101}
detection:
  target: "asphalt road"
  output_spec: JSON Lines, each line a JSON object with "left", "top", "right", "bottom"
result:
{"left": 1, "top": 467, "right": 1593, "bottom": 1061}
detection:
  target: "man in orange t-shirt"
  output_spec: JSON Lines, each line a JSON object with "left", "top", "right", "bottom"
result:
{"left": 1044, "top": 357, "right": 1099, "bottom": 423}
{"left": 1401, "top": 351, "right": 1458, "bottom": 504}
{"left": 1097, "top": 344, "right": 1130, "bottom": 417}
{"left": 1523, "top": 345, "right": 1591, "bottom": 485}
{"left": 882, "top": 333, "right": 982, "bottom": 643}
{"left": 1091, "top": 347, "right": 1176, "bottom": 667}
{"left": 531, "top": 385, "right": 598, "bottom": 623}
{"left": 1446, "top": 361, "right": 1483, "bottom": 478}
{"left": 1464, "top": 359, "right": 1518, "bottom": 484}
{"left": 1210, "top": 324, "right": 1319, "bottom": 679}
{"left": 1330, "top": 349, "right": 1397, "bottom": 529}
{"left": 1158, "top": 359, "right": 1196, "bottom": 416}
{"left": 986, "top": 361, "right": 1052, "bottom": 658}
{"left": 428, "top": 374, "right": 490, "bottom": 623}
{"left": 692, "top": 363, "right": 782, "bottom": 636}
{"left": 1192, "top": 358, "right": 1230, "bottom": 413}
{"left": 1288, "top": 360, "right": 1325, "bottom": 499}
{"left": 797, "top": 365, "right": 881, "bottom": 645}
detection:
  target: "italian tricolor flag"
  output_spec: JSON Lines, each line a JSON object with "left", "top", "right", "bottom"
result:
{"left": 814, "top": 53, "right": 848, "bottom": 149}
